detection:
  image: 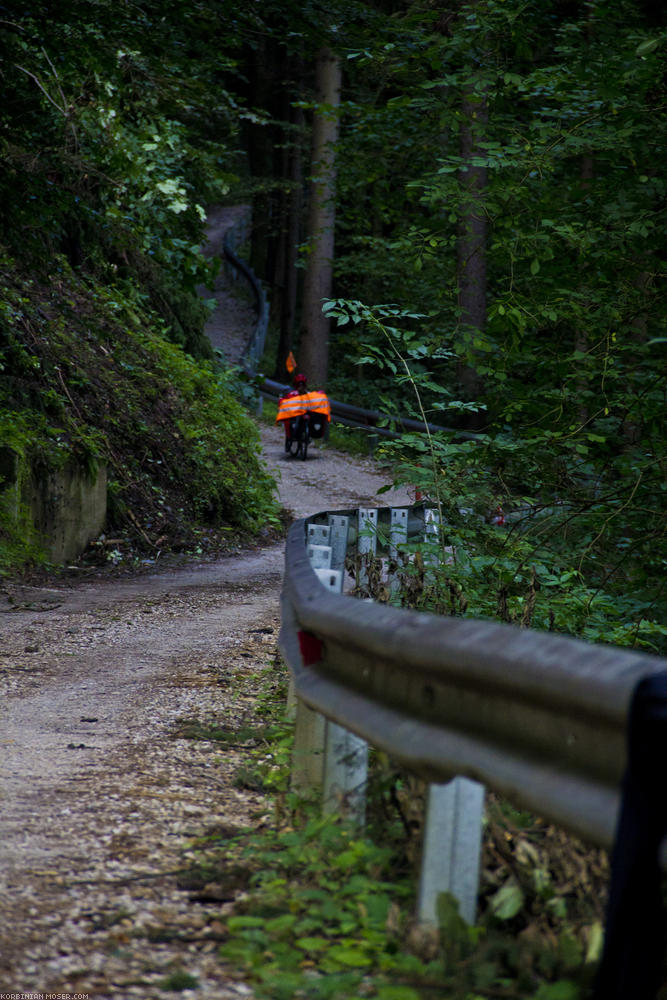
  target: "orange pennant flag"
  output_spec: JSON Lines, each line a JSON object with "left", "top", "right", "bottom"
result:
{"left": 286, "top": 351, "right": 297, "bottom": 374}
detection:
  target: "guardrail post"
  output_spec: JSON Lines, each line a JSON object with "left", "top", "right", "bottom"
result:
{"left": 291, "top": 701, "right": 326, "bottom": 795}
{"left": 358, "top": 508, "right": 378, "bottom": 554}
{"left": 282, "top": 587, "right": 326, "bottom": 789}
{"left": 308, "top": 523, "right": 331, "bottom": 546}
{"left": 316, "top": 561, "right": 369, "bottom": 824}
{"left": 314, "top": 568, "right": 342, "bottom": 591}
{"left": 390, "top": 508, "right": 409, "bottom": 556}
{"left": 308, "top": 544, "right": 332, "bottom": 569}
{"left": 323, "top": 724, "right": 368, "bottom": 826}
{"left": 417, "top": 777, "right": 485, "bottom": 927}
{"left": 389, "top": 508, "right": 409, "bottom": 594}
{"left": 283, "top": 544, "right": 332, "bottom": 794}
{"left": 424, "top": 507, "right": 440, "bottom": 575}
{"left": 327, "top": 514, "right": 349, "bottom": 574}
{"left": 358, "top": 508, "right": 378, "bottom": 590}
{"left": 290, "top": 530, "right": 368, "bottom": 810}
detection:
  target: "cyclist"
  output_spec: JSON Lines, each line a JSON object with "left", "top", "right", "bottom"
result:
{"left": 277, "top": 373, "right": 309, "bottom": 451}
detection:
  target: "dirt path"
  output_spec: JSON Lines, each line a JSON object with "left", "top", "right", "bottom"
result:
{"left": 0, "top": 209, "right": 412, "bottom": 998}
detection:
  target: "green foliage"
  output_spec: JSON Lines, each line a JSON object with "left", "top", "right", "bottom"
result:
{"left": 0, "top": 2, "right": 240, "bottom": 289}
{"left": 159, "top": 969, "right": 200, "bottom": 992}
{"left": 217, "top": 819, "right": 411, "bottom": 1000}
{"left": 174, "top": 660, "right": 604, "bottom": 1000}
{"left": 321, "top": 0, "right": 667, "bottom": 647}
{"left": 326, "top": 297, "right": 666, "bottom": 650}
{"left": 0, "top": 252, "right": 278, "bottom": 571}
{"left": 0, "top": 2, "right": 286, "bottom": 572}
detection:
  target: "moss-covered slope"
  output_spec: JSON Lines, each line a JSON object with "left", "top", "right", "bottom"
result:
{"left": 0, "top": 6, "right": 281, "bottom": 574}
{"left": 0, "top": 251, "right": 277, "bottom": 573}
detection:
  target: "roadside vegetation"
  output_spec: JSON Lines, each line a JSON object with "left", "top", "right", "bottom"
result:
{"left": 174, "top": 657, "right": 608, "bottom": 1000}
{"left": 0, "top": 252, "right": 278, "bottom": 573}
{"left": 0, "top": 4, "right": 279, "bottom": 574}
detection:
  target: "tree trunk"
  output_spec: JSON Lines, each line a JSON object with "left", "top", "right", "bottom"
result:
{"left": 244, "top": 36, "right": 275, "bottom": 278}
{"left": 298, "top": 46, "right": 341, "bottom": 388}
{"left": 274, "top": 102, "right": 305, "bottom": 380}
{"left": 574, "top": 153, "right": 594, "bottom": 425}
{"left": 456, "top": 81, "right": 488, "bottom": 421}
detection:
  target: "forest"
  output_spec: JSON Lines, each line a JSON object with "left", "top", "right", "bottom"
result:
{"left": 0, "top": 0, "right": 665, "bottom": 651}
{"left": 2, "top": 4, "right": 667, "bottom": 999}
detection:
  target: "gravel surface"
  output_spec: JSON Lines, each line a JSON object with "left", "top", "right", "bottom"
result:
{"left": 0, "top": 207, "right": 413, "bottom": 998}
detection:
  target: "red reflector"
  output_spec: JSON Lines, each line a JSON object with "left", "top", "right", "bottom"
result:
{"left": 298, "top": 630, "right": 323, "bottom": 666}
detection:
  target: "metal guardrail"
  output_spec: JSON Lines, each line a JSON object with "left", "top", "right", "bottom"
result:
{"left": 280, "top": 504, "right": 667, "bottom": 1000}
{"left": 218, "top": 220, "right": 667, "bottom": 996}
{"left": 260, "top": 377, "right": 480, "bottom": 442}
{"left": 215, "top": 209, "right": 667, "bottom": 994}
{"left": 282, "top": 506, "right": 666, "bottom": 848}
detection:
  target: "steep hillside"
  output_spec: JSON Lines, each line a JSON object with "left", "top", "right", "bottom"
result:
{"left": 0, "top": 6, "right": 278, "bottom": 574}
{"left": 0, "top": 249, "right": 278, "bottom": 573}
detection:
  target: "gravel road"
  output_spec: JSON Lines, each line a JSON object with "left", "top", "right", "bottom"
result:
{"left": 0, "top": 208, "right": 412, "bottom": 998}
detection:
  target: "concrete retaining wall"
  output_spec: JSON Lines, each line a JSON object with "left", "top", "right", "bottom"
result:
{"left": 29, "top": 460, "right": 107, "bottom": 564}
{"left": 1, "top": 448, "right": 107, "bottom": 565}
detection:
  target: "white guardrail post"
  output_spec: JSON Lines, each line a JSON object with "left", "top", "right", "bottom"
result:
{"left": 291, "top": 517, "right": 369, "bottom": 825}
{"left": 321, "top": 515, "right": 368, "bottom": 824}
{"left": 291, "top": 505, "right": 486, "bottom": 923}
{"left": 289, "top": 522, "right": 333, "bottom": 794}
{"left": 358, "top": 507, "right": 378, "bottom": 591}
{"left": 416, "top": 508, "right": 486, "bottom": 926}
{"left": 417, "top": 778, "right": 485, "bottom": 926}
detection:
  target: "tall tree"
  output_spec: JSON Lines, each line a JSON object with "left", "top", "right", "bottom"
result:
{"left": 455, "top": 37, "right": 489, "bottom": 424}
{"left": 298, "top": 46, "right": 342, "bottom": 386}
{"left": 273, "top": 95, "right": 306, "bottom": 380}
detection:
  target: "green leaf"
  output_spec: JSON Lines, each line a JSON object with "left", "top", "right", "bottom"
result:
{"left": 265, "top": 914, "right": 298, "bottom": 937}
{"left": 530, "top": 258, "right": 540, "bottom": 275}
{"left": 376, "top": 986, "right": 422, "bottom": 1000}
{"left": 227, "top": 916, "right": 266, "bottom": 932}
{"left": 532, "top": 980, "right": 581, "bottom": 1000}
{"left": 585, "top": 920, "right": 604, "bottom": 963}
{"left": 295, "top": 936, "right": 330, "bottom": 952}
{"left": 327, "top": 944, "right": 371, "bottom": 967}
{"left": 490, "top": 879, "right": 524, "bottom": 920}
{"left": 635, "top": 37, "right": 661, "bottom": 58}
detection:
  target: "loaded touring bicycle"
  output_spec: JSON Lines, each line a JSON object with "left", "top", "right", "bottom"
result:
{"left": 276, "top": 382, "right": 331, "bottom": 460}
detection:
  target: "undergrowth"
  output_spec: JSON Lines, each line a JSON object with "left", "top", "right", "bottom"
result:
{"left": 0, "top": 252, "right": 279, "bottom": 574}
{"left": 175, "top": 657, "right": 608, "bottom": 1000}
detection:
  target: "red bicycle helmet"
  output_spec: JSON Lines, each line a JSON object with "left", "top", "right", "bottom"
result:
{"left": 293, "top": 373, "right": 307, "bottom": 386}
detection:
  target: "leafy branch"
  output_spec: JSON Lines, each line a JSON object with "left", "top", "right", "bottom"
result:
{"left": 16, "top": 47, "right": 78, "bottom": 150}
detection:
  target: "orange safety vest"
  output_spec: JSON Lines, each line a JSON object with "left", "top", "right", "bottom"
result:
{"left": 303, "top": 391, "right": 331, "bottom": 421}
{"left": 276, "top": 393, "right": 307, "bottom": 421}
{"left": 276, "top": 390, "right": 331, "bottom": 422}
